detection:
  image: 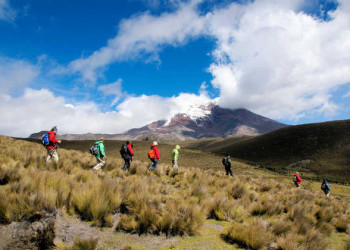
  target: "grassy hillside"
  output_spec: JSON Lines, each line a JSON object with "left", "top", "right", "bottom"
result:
{"left": 1, "top": 136, "right": 350, "bottom": 249}
{"left": 189, "top": 120, "right": 350, "bottom": 183}
{"left": 24, "top": 138, "right": 225, "bottom": 172}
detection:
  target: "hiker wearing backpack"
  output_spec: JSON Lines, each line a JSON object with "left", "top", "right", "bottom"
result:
{"left": 148, "top": 141, "right": 160, "bottom": 170}
{"left": 321, "top": 178, "right": 331, "bottom": 196}
{"left": 222, "top": 154, "right": 233, "bottom": 177}
{"left": 44, "top": 126, "right": 61, "bottom": 163}
{"left": 171, "top": 145, "right": 181, "bottom": 169}
{"left": 293, "top": 172, "right": 302, "bottom": 188}
{"left": 92, "top": 137, "right": 106, "bottom": 170}
{"left": 120, "top": 141, "right": 134, "bottom": 171}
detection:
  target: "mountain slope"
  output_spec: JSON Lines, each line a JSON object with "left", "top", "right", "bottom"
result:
{"left": 29, "top": 105, "right": 287, "bottom": 141}
{"left": 190, "top": 119, "right": 350, "bottom": 182}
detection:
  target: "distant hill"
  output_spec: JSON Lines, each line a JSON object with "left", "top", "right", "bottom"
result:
{"left": 189, "top": 119, "right": 350, "bottom": 182}
{"left": 29, "top": 104, "right": 287, "bottom": 141}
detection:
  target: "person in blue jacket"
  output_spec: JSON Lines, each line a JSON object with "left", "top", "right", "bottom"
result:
{"left": 321, "top": 178, "right": 331, "bottom": 196}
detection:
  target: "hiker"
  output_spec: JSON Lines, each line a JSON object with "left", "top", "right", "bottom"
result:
{"left": 148, "top": 141, "right": 160, "bottom": 170}
{"left": 293, "top": 171, "right": 302, "bottom": 188}
{"left": 171, "top": 145, "right": 181, "bottom": 168}
{"left": 321, "top": 178, "right": 331, "bottom": 196}
{"left": 93, "top": 137, "right": 106, "bottom": 171}
{"left": 222, "top": 154, "right": 233, "bottom": 177}
{"left": 44, "top": 126, "right": 61, "bottom": 163}
{"left": 120, "top": 141, "right": 134, "bottom": 171}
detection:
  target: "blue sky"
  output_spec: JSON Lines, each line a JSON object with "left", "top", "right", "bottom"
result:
{"left": 1, "top": 0, "right": 350, "bottom": 136}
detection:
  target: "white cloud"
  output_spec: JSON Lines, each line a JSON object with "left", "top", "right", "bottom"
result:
{"left": 0, "top": 88, "right": 211, "bottom": 137}
{"left": 66, "top": 0, "right": 350, "bottom": 121}
{"left": 0, "top": 0, "right": 16, "bottom": 21}
{"left": 0, "top": 57, "right": 39, "bottom": 94}
{"left": 206, "top": 0, "right": 350, "bottom": 119}
{"left": 68, "top": 0, "right": 206, "bottom": 82}
{"left": 98, "top": 79, "right": 124, "bottom": 106}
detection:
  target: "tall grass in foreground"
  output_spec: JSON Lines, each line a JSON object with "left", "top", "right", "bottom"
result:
{"left": 0, "top": 136, "right": 350, "bottom": 248}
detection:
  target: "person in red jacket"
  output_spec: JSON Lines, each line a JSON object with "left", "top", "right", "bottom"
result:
{"left": 45, "top": 126, "right": 61, "bottom": 163}
{"left": 293, "top": 171, "right": 302, "bottom": 188}
{"left": 122, "top": 141, "right": 134, "bottom": 171}
{"left": 149, "top": 141, "right": 160, "bottom": 170}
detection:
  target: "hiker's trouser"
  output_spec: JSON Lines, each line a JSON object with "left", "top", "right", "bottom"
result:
{"left": 172, "top": 160, "right": 178, "bottom": 169}
{"left": 323, "top": 189, "right": 330, "bottom": 196}
{"left": 123, "top": 158, "right": 131, "bottom": 171}
{"left": 93, "top": 157, "right": 105, "bottom": 170}
{"left": 149, "top": 158, "right": 158, "bottom": 170}
{"left": 46, "top": 149, "right": 59, "bottom": 163}
{"left": 294, "top": 182, "right": 300, "bottom": 188}
{"left": 225, "top": 165, "right": 233, "bottom": 176}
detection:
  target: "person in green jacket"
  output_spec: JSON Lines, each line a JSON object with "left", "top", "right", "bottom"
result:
{"left": 93, "top": 137, "right": 106, "bottom": 170}
{"left": 171, "top": 145, "right": 181, "bottom": 168}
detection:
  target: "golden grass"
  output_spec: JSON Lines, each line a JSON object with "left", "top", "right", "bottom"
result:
{"left": 55, "top": 237, "right": 98, "bottom": 250}
{"left": 0, "top": 136, "right": 350, "bottom": 248}
{"left": 222, "top": 218, "right": 275, "bottom": 249}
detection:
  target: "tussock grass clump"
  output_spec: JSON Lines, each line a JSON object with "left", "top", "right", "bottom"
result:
{"left": 116, "top": 215, "right": 138, "bottom": 233}
{"left": 163, "top": 199, "right": 205, "bottom": 236}
{"left": 333, "top": 216, "right": 349, "bottom": 232}
{"left": 71, "top": 180, "right": 119, "bottom": 227}
{"left": 302, "top": 228, "right": 329, "bottom": 250}
{"left": 0, "top": 165, "right": 20, "bottom": 185}
{"left": 272, "top": 219, "right": 292, "bottom": 236}
{"left": 72, "top": 237, "right": 98, "bottom": 250}
{"left": 55, "top": 237, "right": 98, "bottom": 250}
{"left": 116, "top": 202, "right": 161, "bottom": 234}
{"left": 227, "top": 181, "right": 248, "bottom": 199}
{"left": 276, "top": 233, "right": 301, "bottom": 250}
{"left": 208, "top": 194, "right": 246, "bottom": 221}
{"left": 222, "top": 219, "right": 274, "bottom": 249}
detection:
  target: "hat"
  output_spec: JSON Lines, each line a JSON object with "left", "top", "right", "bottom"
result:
{"left": 51, "top": 126, "right": 58, "bottom": 132}
{"left": 295, "top": 171, "right": 299, "bottom": 175}
{"left": 100, "top": 137, "right": 105, "bottom": 141}
{"left": 153, "top": 141, "right": 158, "bottom": 145}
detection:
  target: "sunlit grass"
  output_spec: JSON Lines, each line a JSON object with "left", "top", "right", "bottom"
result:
{"left": 0, "top": 135, "right": 349, "bottom": 249}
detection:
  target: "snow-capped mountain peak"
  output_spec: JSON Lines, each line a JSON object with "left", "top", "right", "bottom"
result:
{"left": 163, "top": 100, "right": 218, "bottom": 126}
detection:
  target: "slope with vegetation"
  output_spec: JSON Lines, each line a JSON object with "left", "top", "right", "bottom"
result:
{"left": 190, "top": 119, "right": 350, "bottom": 183}
{"left": 0, "top": 136, "right": 349, "bottom": 249}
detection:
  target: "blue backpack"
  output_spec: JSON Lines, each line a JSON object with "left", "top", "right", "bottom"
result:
{"left": 41, "top": 133, "right": 50, "bottom": 147}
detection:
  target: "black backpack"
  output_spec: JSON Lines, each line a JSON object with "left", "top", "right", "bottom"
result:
{"left": 222, "top": 157, "right": 228, "bottom": 166}
{"left": 120, "top": 144, "right": 128, "bottom": 157}
{"left": 89, "top": 144, "right": 99, "bottom": 156}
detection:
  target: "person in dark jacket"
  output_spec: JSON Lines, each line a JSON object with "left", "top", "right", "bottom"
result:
{"left": 321, "top": 178, "right": 331, "bottom": 196}
{"left": 222, "top": 154, "right": 233, "bottom": 177}
{"left": 122, "top": 141, "right": 134, "bottom": 171}
{"left": 45, "top": 126, "right": 61, "bottom": 163}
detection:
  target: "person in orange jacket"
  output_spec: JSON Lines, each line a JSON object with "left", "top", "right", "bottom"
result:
{"left": 149, "top": 141, "right": 160, "bottom": 170}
